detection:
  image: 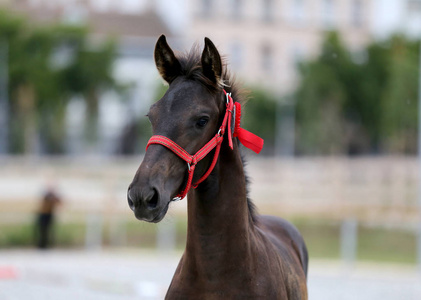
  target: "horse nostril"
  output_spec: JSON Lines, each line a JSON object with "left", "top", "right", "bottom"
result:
{"left": 128, "top": 186, "right": 159, "bottom": 211}
{"left": 146, "top": 188, "right": 159, "bottom": 209}
{"left": 127, "top": 187, "right": 136, "bottom": 211}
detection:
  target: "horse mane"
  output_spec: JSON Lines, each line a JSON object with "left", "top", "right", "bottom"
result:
{"left": 174, "top": 44, "right": 258, "bottom": 223}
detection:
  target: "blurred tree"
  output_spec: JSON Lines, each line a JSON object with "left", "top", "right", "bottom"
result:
{"left": 295, "top": 32, "right": 352, "bottom": 154}
{"left": 0, "top": 10, "right": 119, "bottom": 154}
{"left": 377, "top": 36, "right": 419, "bottom": 153}
{"left": 59, "top": 32, "right": 119, "bottom": 147}
{"left": 0, "top": 10, "right": 36, "bottom": 153}
{"left": 294, "top": 31, "right": 420, "bottom": 155}
{"left": 242, "top": 88, "right": 277, "bottom": 154}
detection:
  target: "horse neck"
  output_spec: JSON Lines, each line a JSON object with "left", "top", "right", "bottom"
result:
{"left": 185, "top": 139, "right": 253, "bottom": 262}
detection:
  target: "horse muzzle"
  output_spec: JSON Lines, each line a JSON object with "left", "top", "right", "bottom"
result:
{"left": 127, "top": 185, "right": 170, "bottom": 223}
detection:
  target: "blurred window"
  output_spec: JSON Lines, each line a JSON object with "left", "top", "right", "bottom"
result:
{"left": 119, "top": 43, "right": 154, "bottom": 59}
{"left": 292, "top": 0, "right": 305, "bottom": 25}
{"left": 291, "top": 44, "right": 304, "bottom": 67}
{"left": 350, "top": 48, "right": 368, "bottom": 65}
{"left": 230, "top": 42, "right": 244, "bottom": 71}
{"left": 50, "top": 44, "right": 75, "bottom": 70}
{"left": 407, "top": 0, "right": 421, "bottom": 13}
{"left": 262, "top": 0, "right": 274, "bottom": 22}
{"left": 351, "top": 0, "right": 363, "bottom": 28}
{"left": 91, "top": 0, "right": 110, "bottom": 12}
{"left": 118, "top": 0, "right": 143, "bottom": 14}
{"left": 62, "top": 4, "right": 88, "bottom": 24}
{"left": 261, "top": 44, "right": 273, "bottom": 72}
{"left": 322, "top": 0, "right": 334, "bottom": 28}
{"left": 231, "top": 0, "right": 244, "bottom": 20}
{"left": 201, "top": 0, "right": 213, "bottom": 18}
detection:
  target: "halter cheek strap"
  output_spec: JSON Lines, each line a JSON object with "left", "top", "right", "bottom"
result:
{"left": 146, "top": 90, "right": 264, "bottom": 201}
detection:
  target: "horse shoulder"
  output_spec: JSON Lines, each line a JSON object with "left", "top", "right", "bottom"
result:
{"left": 254, "top": 215, "right": 308, "bottom": 299}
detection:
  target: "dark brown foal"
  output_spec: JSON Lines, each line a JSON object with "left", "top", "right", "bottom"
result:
{"left": 128, "top": 35, "right": 308, "bottom": 300}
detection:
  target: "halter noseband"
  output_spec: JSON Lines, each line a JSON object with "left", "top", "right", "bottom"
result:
{"left": 146, "top": 90, "right": 264, "bottom": 201}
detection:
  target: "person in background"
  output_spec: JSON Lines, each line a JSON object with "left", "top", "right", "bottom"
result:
{"left": 35, "top": 186, "right": 62, "bottom": 249}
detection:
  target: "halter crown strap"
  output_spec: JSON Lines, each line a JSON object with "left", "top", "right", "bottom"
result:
{"left": 146, "top": 89, "right": 264, "bottom": 201}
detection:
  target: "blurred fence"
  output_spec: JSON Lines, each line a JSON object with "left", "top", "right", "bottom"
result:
{"left": 0, "top": 155, "right": 418, "bottom": 257}
{"left": 0, "top": 156, "right": 417, "bottom": 217}
{"left": 248, "top": 156, "right": 418, "bottom": 226}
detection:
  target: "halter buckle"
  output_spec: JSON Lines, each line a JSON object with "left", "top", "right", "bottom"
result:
{"left": 172, "top": 196, "right": 182, "bottom": 202}
{"left": 226, "top": 92, "right": 231, "bottom": 104}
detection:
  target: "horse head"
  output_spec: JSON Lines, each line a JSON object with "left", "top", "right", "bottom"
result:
{"left": 127, "top": 35, "right": 225, "bottom": 222}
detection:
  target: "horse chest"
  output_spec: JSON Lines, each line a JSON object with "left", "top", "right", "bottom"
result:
{"left": 166, "top": 279, "right": 281, "bottom": 300}
{"left": 166, "top": 254, "right": 297, "bottom": 300}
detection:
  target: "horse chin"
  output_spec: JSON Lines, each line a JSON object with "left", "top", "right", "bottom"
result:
{"left": 134, "top": 199, "right": 170, "bottom": 223}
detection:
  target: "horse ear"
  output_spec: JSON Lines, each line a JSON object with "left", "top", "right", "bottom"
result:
{"left": 154, "top": 35, "right": 182, "bottom": 84}
{"left": 201, "top": 37, "right": 222, "bottom": 84}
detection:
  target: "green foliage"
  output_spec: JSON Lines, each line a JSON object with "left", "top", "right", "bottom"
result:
{"left": 0, "top": 223, "right": 34, "bottom": 247}
{"left": 378, "top": 37, "right": 419, "bottom": 153}
{"left": 295, "top": 31, "right": 420, "bottom": 155}
{"left": 357, "top": 226, "right": 416, "bottom": 264}
{"left": 294, "top": 219, "right": 341, "bottom": 259}
{"left": 0, "top": 216, "right": 416, "bottom": 264}
{"left": 242, "top": 88, "right": 277, "bottom": 154}
{"left": 0, "top": 9, "right": 119, "bottom": 154}
{"left": 294, "top": 219, "right": 417, "bottom": 264}
{"left": 0, "top": 220, "right": 86, "bottom": 248}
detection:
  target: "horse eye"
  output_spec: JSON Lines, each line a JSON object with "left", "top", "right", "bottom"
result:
{"left": 196, "top": 117, "right": 209, "bottom": 128}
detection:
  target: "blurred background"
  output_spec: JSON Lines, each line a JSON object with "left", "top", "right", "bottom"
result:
{"left": 1, "top": 0, "right": 421, "bottom": 299}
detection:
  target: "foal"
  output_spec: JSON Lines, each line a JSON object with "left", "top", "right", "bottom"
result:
{"left": 128, "top": 35, "right": 308, "bottom": 299}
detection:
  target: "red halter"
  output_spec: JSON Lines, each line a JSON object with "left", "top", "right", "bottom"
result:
{"left": 146, "top": 90, "right": 264, "bottom": 201}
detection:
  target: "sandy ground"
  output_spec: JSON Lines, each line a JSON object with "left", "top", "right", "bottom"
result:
{"left": 1, "top": 249, "right": 420, "bottom": 300}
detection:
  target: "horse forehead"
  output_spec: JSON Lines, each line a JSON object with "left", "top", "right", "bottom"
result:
{"left": 165, "top": 80, "right": 212, "bottom": 112}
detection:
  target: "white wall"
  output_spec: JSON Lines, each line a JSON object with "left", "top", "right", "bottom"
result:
{"left": 371, "top": 0, "right": 421, "bottom": 39}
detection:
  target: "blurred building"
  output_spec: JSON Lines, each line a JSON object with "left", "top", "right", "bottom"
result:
{"left": 185, "top": 0, "right": 421, "bottom": 96}
{"left": 1, "top": 0, "right": 420, "bottom": 155}
{"left": 185, "top": 0, "right": 372, "bottom": 96}
{"left": 2, "top": 0, "right": 379, "bottom": 97}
